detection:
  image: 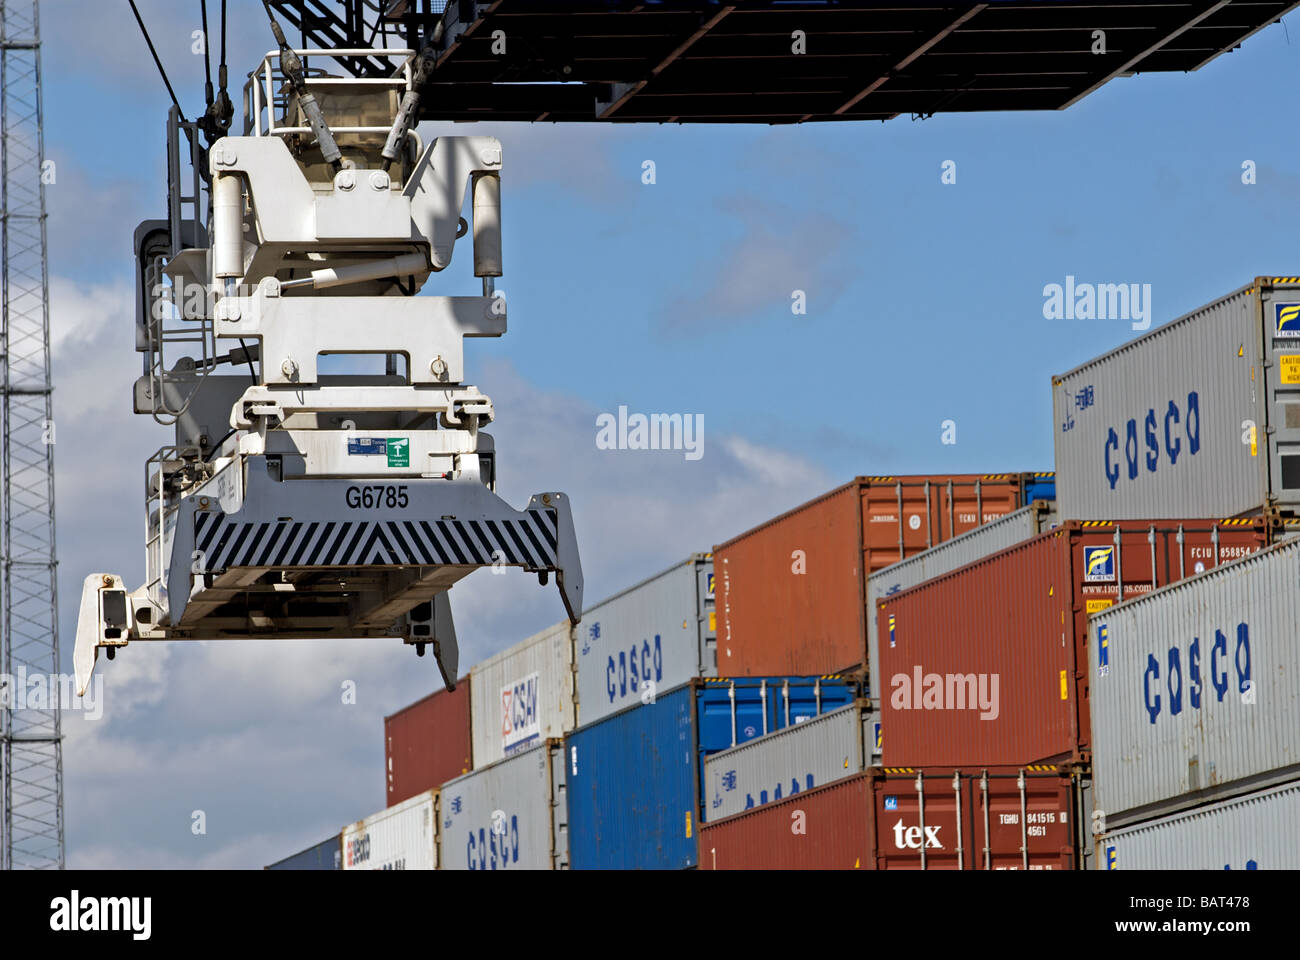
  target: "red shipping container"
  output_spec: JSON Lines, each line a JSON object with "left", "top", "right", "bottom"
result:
{"left": 714, "top": 474, "right": 1035, "bottom": 677}
{"left": 384, "top": 680, "right": 472, "bottom": 806}
{"left": 699, "top": 775, "right": 874, "bottom": 870}
{"left": 871, "top": 765, "right": 1079, "bottom": 870}
{"left": 876, "top": 518, "right": 1273, "bottom": 767}
{"left": 698, "top": 765, "right": 1082, "bottom": 869}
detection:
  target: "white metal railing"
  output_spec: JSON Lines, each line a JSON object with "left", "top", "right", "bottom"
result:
{"left": 242, "top": 48, "right": 415, "bottom": 138}
{"left": 144, "top": 445, "right": 201, "bottom": 604}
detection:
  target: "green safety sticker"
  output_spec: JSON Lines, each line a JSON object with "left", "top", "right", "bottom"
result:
{"left": 386, "top": 437, "right": 410, "bottom": 468}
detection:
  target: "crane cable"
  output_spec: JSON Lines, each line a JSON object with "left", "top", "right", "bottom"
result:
{"left": 201, "top": 0, "right": 212, "bottom": 104}
{"left": 127, "top": 0, "right": 187, "bottom": 122}
{"left": 199, "top": 0, "right": 234, "bottom": 146}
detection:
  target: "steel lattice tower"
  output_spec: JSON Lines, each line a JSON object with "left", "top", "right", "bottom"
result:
{"left": 0, "top": 0, "right": 62, "bottom": 870}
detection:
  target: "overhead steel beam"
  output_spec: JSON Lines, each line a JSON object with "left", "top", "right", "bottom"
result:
{"left": 436, "top": 0, "right": 505, "bottom": 66}
{"left": 809, "top": 3, "right": 987, "bottom": 123}
{"left": 1059, "top": 0, "right": 1232, "bottom": 110}
{"left": 598, "top": 5, "right": 735, "bottom": 119}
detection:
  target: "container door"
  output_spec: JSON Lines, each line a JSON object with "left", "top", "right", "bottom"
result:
{"left": 874, "top": 772, "right": 969, "bottom": 869}
{"left": 979, "top": 771, "right": 1077, "bottom": 870}
{"left": 548, "top": 742, "right": 569, "bottom": 870}
{"left": 1263, "top": 282, "right": 1300, "bottom": 512}
{"left": 941, "top": 477, "right": 1022, "bottom": 539}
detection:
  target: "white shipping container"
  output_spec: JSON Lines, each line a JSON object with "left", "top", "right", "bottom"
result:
{"left": 702, "top": 702, "right": 872, "bottom": 822}
{"left": 439, "top": 740, "right": 568, "bottom": 870}
{"left": 1053, "top": 276, "right": 1300, "bottom": 520}
{"left": 576, "top": 555, "right": 715, "bottom": 727}
{"left": 470, "top": 619, "right": 576, "bottom": 768}
{"left": 1090, "top": 538, "right": 1300, "bottom": 826}
{"left": 341, "top": 789, "right": 437, "bottom": 870}
{"left": 1098, "top": 779, "right": 1300, "bottom": 870}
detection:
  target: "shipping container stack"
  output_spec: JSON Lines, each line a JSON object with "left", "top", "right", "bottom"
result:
{"left": 1051, "top": 276, "right": 1300, "bottom": 868}
{"left": 702, "top": 279, "right": 1300, "bottom": 870}
{"left": 1088, "top": 537, "right": 1300, "bottom": 869}
{"left": 433, "top": 617, "right": 580, "bottom": 870}
{"left": 268, "top": 279, "right": 1300, "bottom": 871}
{"left": 701, "top": 472, "right": 1074, "bottom": 869}
{"left": 567, "top": 675, "right": 858, "bottom": 869}
{"left": 559, "top": 554, "right": 864, "bottom": 868}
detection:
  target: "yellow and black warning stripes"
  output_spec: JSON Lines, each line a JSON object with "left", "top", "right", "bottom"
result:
{"left": 703, "top": 674, "right": 849, "bottom": 684}
{"left": 1024, "top": 764, "right": 1058, "bottom": 772}
{"left": 1079, "top": 520, "right": 1115, "bottom": 527}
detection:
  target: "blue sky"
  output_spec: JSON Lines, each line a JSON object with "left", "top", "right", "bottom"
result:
{"left": 32, "top": 1, "right": 1300, "bottom": 866}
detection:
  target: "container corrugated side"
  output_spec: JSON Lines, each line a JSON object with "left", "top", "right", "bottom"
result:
{"left": 876, "top": 519, "right": 1273, "bottom": 767}
{"left": 265, "top": 835, "right": 341, "bottom": 870}
{"left": 871, "top": 766, "right": 1083, "bottom": 870}
{"left": 700, "top": 775, "right": 874, "bottom": 870}
{"left": 439, "top": 740, "right": 567, "bottom": 870}
{"left": 702, "top": 701, "right": 870, "bottom": 822}
{"left": 565, "top": 676, "right": 858, "bottom": 869}
{"left": 1053, "top": 277, "right": 1300, "bottom": 520}
{"left": 385, "top": 679, "right": 472, "bottom": 806}
{"left": 866, "top": 501, "right": 1057, "bottom": 709}
{"left": 714, "top": 475, "right": 1031, "bottom": 677}
{"left": 1090, "top": 538, "right": 1300, "bottom": 826}
{"left": 566, "top": 685, "right": 698, "bottom": 870}
{"left": 1098, "top": 779, "right": 1300, "bottom": 870}
{"left": 715, "top": 482, "right": 861, "bottom": 677}
{"left": 342, "top": 789, "right": 437, "bottom": 870}
{"left": 576, "top": 554, "right": 715, "bottom": 727}
{"left": 470, "top": 619, "right": 575, "bottom": 768}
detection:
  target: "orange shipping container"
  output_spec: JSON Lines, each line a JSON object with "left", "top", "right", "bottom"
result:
{"left": 384, "top": 681, "right": 472, "bottom": 806}
{"left": 713, "top": 475, "right": 1040, "bottom": 677}
{"left": 700, "top": 775, "right": 874, "bottom": 870}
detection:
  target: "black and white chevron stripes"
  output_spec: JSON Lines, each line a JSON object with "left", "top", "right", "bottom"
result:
{"left": 192, "top": 510, "right": 559, "bottom": 571}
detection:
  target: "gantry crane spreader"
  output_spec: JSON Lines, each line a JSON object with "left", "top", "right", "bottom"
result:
{"left": 73, "top": 20, "right": 581, "bottom": 697}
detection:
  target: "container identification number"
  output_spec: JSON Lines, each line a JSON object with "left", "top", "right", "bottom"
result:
{"left": 344, "top": 485, "right": 409, "bottom": 509}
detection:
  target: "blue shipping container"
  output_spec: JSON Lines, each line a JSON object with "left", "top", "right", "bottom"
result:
{"left": 565, "top": 675, "right": 856, "bottom": 869}
{"left": 1024, "top": 472, "right": 1056, "bottom": 503}
{"left": 266, "top": 834, "right": 342, "bottom": 870}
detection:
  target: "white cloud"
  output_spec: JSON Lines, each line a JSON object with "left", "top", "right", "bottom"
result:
{"left": 50, "top": 276, "right": 132, "bottom": 355}
{"left": 662, "top": 193, "right": 858, "bottom": 334}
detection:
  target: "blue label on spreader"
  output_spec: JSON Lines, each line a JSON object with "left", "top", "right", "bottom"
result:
{"left": 347, "top": 438, "right": 387, "bottom": 455}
